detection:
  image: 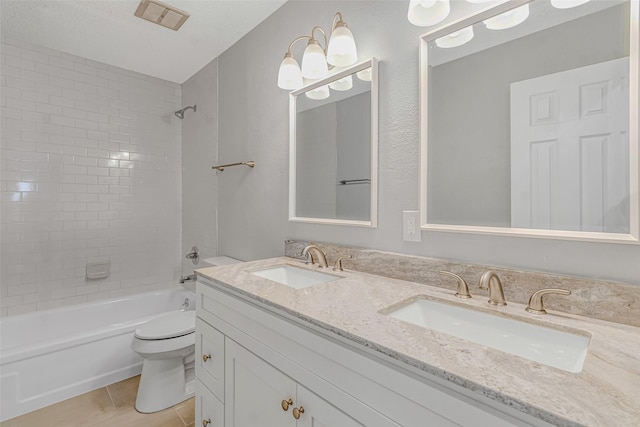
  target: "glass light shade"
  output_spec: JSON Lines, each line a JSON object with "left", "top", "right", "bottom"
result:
{"left": 356, "top": 68, "right": 372, "bottom": 82}
{"left": 301, "top": 41, "right": 329, "bottom": 79}
{"left": 329, "top": 75, "right": 353, "bottom": 91}
{"left": 305, "top": 85, "right": 330, "bottom": 100}
{"left": 550, "top": 0, "right": 590, "bottom": 9}
{"left": 484, "top": 4, "right": 529, "bottom": 30}
{"left": 435, "top": 26, "right": 474, "bottom": 48}
{"left": 327, "top": 25, "right": 358, "bottom": 66}
{"left": 277, "top": 54, "right": 303, "bottom": 90}
{"left": 408, "top": 0, "right": 450, "bottom": 27}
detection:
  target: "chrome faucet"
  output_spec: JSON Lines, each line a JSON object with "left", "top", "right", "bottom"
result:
{"left": 301, "top": 245, "right": 329, "bottom": 268}
{"left": 179, "top": 274, "right": 196, "bottom": 284}
{"left": 478, "top": 271, "right": 507, "bottom": 306}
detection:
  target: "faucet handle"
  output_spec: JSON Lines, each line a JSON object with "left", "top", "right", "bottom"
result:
{"left": 333, "top": 255, "right": 352, "bottom": 271}
{"left": 526, "top": 288, "right": 571, "bottom": 315}
{"left": 440, "top": 271, "right": 471, "bottom": 299}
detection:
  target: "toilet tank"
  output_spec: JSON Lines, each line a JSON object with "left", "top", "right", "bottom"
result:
{"left": 200, "top": 256, "right": 241, "bottom": 267}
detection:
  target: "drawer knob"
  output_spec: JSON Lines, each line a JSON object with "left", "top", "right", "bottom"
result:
{"left": 292, "top": 406, "right": 305, "bottom": 420}
{"left": 281, "top": 398, "right": 293, "bottom": 411}
{"left": 202, "top": 419, "right": 211, "bottom": 426}
{"left": 202, "top": 354, "right": 211, "bottom": 362}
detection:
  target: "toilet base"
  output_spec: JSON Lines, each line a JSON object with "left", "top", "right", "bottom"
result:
{"left": 135, "top": 357, "right": 195, "bottom": 413}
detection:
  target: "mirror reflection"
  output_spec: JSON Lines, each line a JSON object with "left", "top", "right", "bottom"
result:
{"left": 422, "top": 0, "right": 635, "bottom": 238}
{"left": 290, "top": 59, "right": 378, "bottom": 226}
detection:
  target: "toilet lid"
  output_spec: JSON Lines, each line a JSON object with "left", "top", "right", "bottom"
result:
{"left": 135, "top": 310, "right": 196, "bottom": 340}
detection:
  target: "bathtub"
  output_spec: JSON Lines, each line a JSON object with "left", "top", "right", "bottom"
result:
{"left": 0, "top": 287, "right": 195, "bottom": 422}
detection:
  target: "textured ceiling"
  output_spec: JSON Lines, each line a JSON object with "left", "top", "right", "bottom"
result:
{"left": 0, "top": 0, "right": 287, "bottom": 83}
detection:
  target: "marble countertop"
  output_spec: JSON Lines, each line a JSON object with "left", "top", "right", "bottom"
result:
{"left": 196, "top": 257, "right": 640, "bottom": 427}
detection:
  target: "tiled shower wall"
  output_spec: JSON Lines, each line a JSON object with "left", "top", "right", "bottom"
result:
{"left": 0, "top": 39, "right": 183, "bottom": 317}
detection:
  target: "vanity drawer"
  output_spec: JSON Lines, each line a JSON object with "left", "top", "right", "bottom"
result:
{"left": 195, "top": 317, "right": 225, "bottom": 402}
{"left": 196, "top": 380, "right": 224, "bottom": 427}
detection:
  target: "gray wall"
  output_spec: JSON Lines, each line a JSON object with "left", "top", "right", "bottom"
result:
{"left": 428, "top": 4, "right": 627, "bottom": 227}
{"left": 181, "top": 59, "right": 219, "bottom": 274}
{"left": 212, "top": 0, "right": 639, "bottom": 285}
{"left": 336, "top": 91, "right": 371, "bottom": 221}
{"left": 296, "top": 102, "right": 338, "bottom": 218}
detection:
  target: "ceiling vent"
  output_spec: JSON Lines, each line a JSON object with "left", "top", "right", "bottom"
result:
{"left": 134, "top": 0, "right": 190, "bottom": 31}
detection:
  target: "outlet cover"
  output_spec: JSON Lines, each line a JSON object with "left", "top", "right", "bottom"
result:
{"left": 403, "top": 211, "right": 421, "bottom": 242}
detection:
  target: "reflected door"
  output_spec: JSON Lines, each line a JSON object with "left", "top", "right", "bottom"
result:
{"left": 510, "top": 57, "right": 629, "bottom": 232}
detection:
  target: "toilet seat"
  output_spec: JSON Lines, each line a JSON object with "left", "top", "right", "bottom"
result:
{"left": 135, "top": 310, "right": 195, "bottom": 340}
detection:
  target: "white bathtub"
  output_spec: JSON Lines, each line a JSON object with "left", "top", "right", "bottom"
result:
{"left": 0, "top": 288, "right": 195, "bottom": 422}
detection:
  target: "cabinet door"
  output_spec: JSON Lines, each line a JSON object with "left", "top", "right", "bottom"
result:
{"left": 225, "top": 339, "right": 297, "bottom": 427}
{"left": 295, "top": 384, "right": 400, "bottom": 427}
{"left": 195, "top": 318, "right": 225, "bottom": 401}
{"left": 196, "top": 380, "right": 224, "bottom": 427}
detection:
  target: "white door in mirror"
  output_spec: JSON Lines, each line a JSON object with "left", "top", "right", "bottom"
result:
{"left": 510, "top": 57, "right": 629, "bottom": 233}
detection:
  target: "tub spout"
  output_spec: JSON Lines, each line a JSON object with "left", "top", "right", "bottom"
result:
{"left": 179, "top": 274, "right": 197, "bottom": 284}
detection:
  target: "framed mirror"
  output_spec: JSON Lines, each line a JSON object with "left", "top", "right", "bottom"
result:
{"left": 289, "top": 58, "right": 378, "bottom": 227}
{"left": 419, "top": 0, "right": 639, "bottom": 243}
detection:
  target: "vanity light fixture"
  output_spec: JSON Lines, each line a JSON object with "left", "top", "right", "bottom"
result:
{"left": 550, "top": 0, "right": 591, "bottom": 9}
{"left": 483, "top": 3, "right": 529, "bottom": 30}
{"left": 435, "top": 26, "right": 474, "bottom": 48}
{"left": 326, "top": 13, "right": 358, "bottom": 66}
{"left": 277, "top": 12, "right": 358, "bottom": 90}
{"left": 408, "top": 0, "right": 451, "bottom": 27}
{"left": 301, "top": 34, "right": 329, "bottom": 79}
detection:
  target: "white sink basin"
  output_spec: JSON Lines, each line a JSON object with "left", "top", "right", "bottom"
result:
{"left": 251, "top": 265, "right": 339, "bottom": 289}
{"left": 387, "top": 298, "right": 589, "bottom": 373}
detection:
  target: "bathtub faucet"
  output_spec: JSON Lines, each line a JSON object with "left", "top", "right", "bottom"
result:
{"left": 179, "top": 274, "right": 197, "bottom": 284}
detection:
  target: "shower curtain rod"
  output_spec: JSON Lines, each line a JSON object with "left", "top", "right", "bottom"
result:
{"left": 212, "top": 160, "right": 255, "bottom": 172}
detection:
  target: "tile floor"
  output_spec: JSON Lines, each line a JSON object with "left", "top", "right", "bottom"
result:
{"left": 0, "top": 376, "right": 195, "bottom": 427}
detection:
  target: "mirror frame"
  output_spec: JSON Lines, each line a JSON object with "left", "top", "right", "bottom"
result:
{"left": 289, "top": 57, "right": 379, "bottom": 227}
{"left": 419, "top": 0, "right": 639, "bottom": 244}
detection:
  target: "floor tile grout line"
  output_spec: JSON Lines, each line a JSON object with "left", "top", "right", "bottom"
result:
{"left": 87, "top": 386, "right": 117, "bottom": 427}
{"left": 104, "top": 384, "right": 117, "bottom": 411}
{"left": 174, "top": 407, "right": 188, "bottom": 426}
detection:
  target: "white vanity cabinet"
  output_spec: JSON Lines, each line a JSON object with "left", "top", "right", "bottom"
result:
{"left": 195, "top": 279, "right": 552, "bottom": 427}
{"left": 225, "top": 339, "right": 391, "bottom": 426}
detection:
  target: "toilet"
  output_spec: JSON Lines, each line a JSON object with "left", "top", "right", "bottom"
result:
{"left": 131, "top": 256, "right": 240, "bottom": 413}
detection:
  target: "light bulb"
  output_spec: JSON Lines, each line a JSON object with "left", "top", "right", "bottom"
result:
{"left": 550, "top": 0, "right": 590, "bottom": 9}
{"left": 484, "top": 4, "right": 529, "bottom": 30}
{"left": 301, "top": 40, "right": 329, "bottom": 79}
{"left": 305, "top": 85, "right": 330, "bottom": 100}
{"left": 277, "top": 54, "right": 303, "bottom": 90}
{"left": 435, "top": 26, "right": 474, "bottom": 48}
{"left": 329, "top": 75, "right": 353, "bottom": 91}
{"left": 327, "top": 24, "right": 358, "bottom": 66}
{"left": 407, "top": 0, "right": 450, "bottom": 27}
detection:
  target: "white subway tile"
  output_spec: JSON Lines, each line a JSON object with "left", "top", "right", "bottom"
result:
{"left": 1, "top": 40, "right": 182, "bottom": 313}
{"left": 36, "top": 102, "right": 62, "bottom": 115}
{"left": 7, "top": 98, "right": 36, "bottom": 111}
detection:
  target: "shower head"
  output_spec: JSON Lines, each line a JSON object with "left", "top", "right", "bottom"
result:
{"left": 174, "top": 105, "right": 196, "bottom": 119}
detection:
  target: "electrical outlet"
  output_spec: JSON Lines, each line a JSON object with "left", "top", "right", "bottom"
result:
{"left": 403, "top": 211, "right": 421, "bottom": 242}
